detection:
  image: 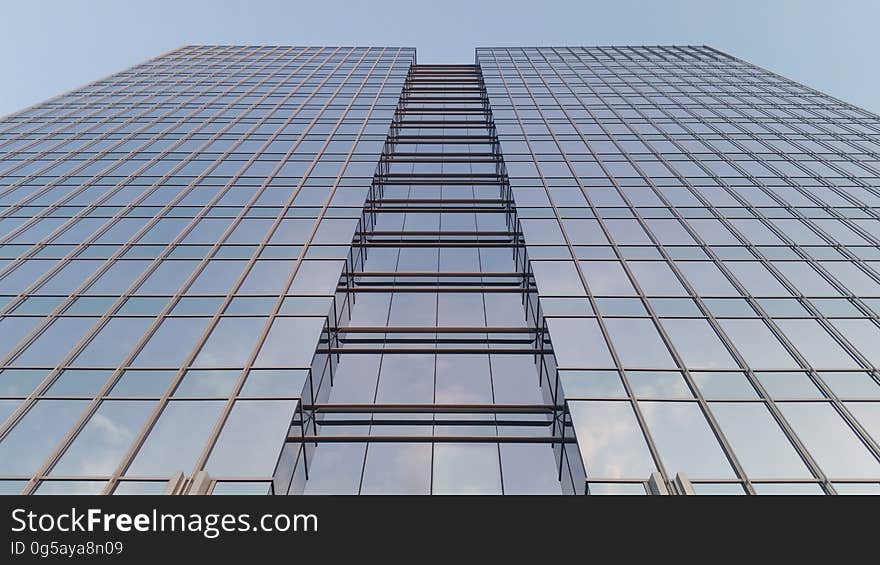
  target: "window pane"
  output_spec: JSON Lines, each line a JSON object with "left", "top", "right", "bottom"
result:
{"left": 186, "top": 260, "right": 248, "bottom": 294}
{"left": 660, "top": 319, "right": 738, "bottom": 369}
{"left": 51, "top": 400, "right": 156, "bottom": 476}
{"left": 640, "top": 401, "right": 735, "bottom": 478}
{"left": 14, "top": 317, "right": 97, "bottom": 366}
{"left": 136, "top": 260, "right": 199, "bottom": 294}
{"left": 709, "top": 402, "right": 812, "bottom": 478}
{"left": 531, "top": 261, "right": 585, "bottom": 296}
{"left": 719, "top": 319, "right": 799, "bottom": 370}
{"left": 205, "top": 400, "right": 297, "bottom": 477}
{"left": 752, "top": 483, "right": 825, "bottom": 495}
{"left": 193, "top": 317, "right": 266, "bottom": 367}
{"left": 376, "top": 354, "right": 433, "bottom": 403}
{"left": 435, "top": 354, "right": 492, "bottom": 403}
{"left": 821, "top": 372, "right": 880, "bottom": 399}
{"left": 110, "top": 370, "right": 174, "bottom": 397}
{"left": 432, "top": 444, "right": 502, "bottom": 494}
{"left": 775, "top": 319, "right": 859, "bottom": 369}
{"left": 126, "top": 400, "right": 224, "bottom": 477}
{"left": 35, "top": 481, "right": 106, "bottom": 495}
{"left": 131, "top": 318, "right": 210, "bottom": 367}
{"left": 45, "top": 370, "right": 111, "bottom": 397}
{"left": 568, "top": 400, "right": 656, "bottom": 479}
{"left": 238, "top": 261, "right": 292, "bottom": 294}
{"left": 831, "top": 320, "right": 880, "bottom": 367}
{"left": 211, "top": 481, "right": 272, "bottom": 495}
{"left": 756, "top": 372, "right": 822, "bottom": 399}
{"left": 842, "top": 402, "right": 880, "bottom": 448}
{"left": 289, "top": 260, "right": 344, "bottom": 295}
{"left": 499, "top": 444, "right": 563, "bottom": 494}
{"left": 779, "top": 402, "right": 880, "bottom": 479}
{"left": 173, "top": 370, "right": 240, "bottom": 397}
{"left": 0, "top": 400, "right": 89, "bottom": 475}
{"left": 579, "top": 261, "right": 635, "bottom": 295}
{"left": 0, "top": 369, "right": 47, "bottom": 396}
{"left": 437, "top": 293, "right": 486, "bottom": 326}
{"left": 0, "top": 318, "right": 42, "bottom": 360}
{"left": 74, "top": 318, "right": 153, "bottom": 366}
{"left": 628, "top": 371, "right": 692, "bottom": 398}
{"left": 627, "top": 261, "right": 687, "bottom": 295}
{"left": 692, "top": 372, "right": 757, "bottom": 399}
{"left": 490, "top": 355, "right": 545, "bottom": 404}
{"left": 546, "top": 318, "right": 614, "bottom": 368}
{"left": 361, "top": 444, "right": 432, "bottom": 495}
{"left": 253, "top": 317, "right": 323, "bottom": 368}
{"left": 677, "top": 262, "right": 739, "bottom": 296}
{"left": 604, "top": 319, "right": 676, "bottom": 369}
{"left": 240, "top": 370, "right": 307, "bottom": 398}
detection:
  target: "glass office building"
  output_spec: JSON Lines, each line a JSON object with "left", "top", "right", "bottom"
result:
{"left": 1, "top": 45, "right": 880, "bottom": 495}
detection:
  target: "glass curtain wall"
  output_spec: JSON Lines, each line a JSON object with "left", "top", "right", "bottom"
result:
{"left": 292, "top": 64, "right": 563, "bottom": 495}
{"left": 479, "top": 46, "right": 880, "bottom": 495}
{"left": 0, "top": 46, "right": 414, "bottom": 495}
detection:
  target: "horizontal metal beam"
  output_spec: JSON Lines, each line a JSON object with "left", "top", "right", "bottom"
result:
{"left": 332, "top": 326, "right": 537, "bottom": 333}
{"left": 314, "top": 419, "right": 552, "bottom": 427}
{"left": 346, "top": 272, "right": 525, "bottom": 278}
{"left": 318, "top": 348, "right": 553, "bottom": 354}
{"left": 287, "top": 435, "right": 573, "bottom": 444}
{"left": 302, "top": 403, "right": 556, "bottom": 414}
{"left": 338, "top": 285, "right": 528, "bottom": 292}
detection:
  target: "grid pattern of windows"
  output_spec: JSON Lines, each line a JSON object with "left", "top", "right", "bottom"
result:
{"left": 0, "top": 45, "right": 414, "bottom": 495}
{"left": 4, "top": 44, "right": 880, "bottom": 496}
{"left": 478, "top": 46, "right": 880, "bottom": 494}
{"left": 285, "top": 65, "right": 562, "bottom": 495}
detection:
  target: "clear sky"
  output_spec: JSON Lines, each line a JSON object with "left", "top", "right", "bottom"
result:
{"left": 1, "top": 0, "right": 878, "bottom": 117}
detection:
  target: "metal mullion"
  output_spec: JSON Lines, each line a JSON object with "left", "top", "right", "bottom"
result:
{"left": 522, "top": 48, "right": 775, "bottom": 491}
{"left": 97, "top": 45, "right": 374, "bottom": 494}
{"left": 582, "top": 88, "right": 880, "bottom": 374}
{"left": 0, "top": 70, "right": 175, "bottom": 181}
{"left": 12, "top": 46, "right": 322, "bottom": 493}
{"left": 0, "top": 45, "right": 191, "bottom": 163}
{"left": 11, "top": 46, "right": 350, "bottom": 494}
{"left": 0, "top": 49, "right": 247, "bottom": 205}
{"left": 0, "top": 46, "right": 291, "bottom": 310}
{"left": 488, "top": 49, "right": 674, "bottom": 487}
{"left": 558, "top": 48, "right": 862, "bottom": 492}
{"left": 558, "top": 47, "right": 835, "bottom": 491}
{"left": 0, "top": 45, "right": 200, "bottom": 134}
{"left": 703, "top": 46, "right": 880, "bottom": 121}
{"left": 639, "top": 55, "right": 880, "bottom": 229}
{"left": 624, "top": 50, "right": 880, "bottom": 214}
{"left": 0, "top": 44, "right": 277, "bottom": 295}
{"left": 301, "top": 61, "right": 552, "bottom": 492}
{"left": 0, "top": 46, "right": 305, "bottom": 364}
{"left": 587, "top": 51, "right": 880, "bottom": 464}
{"left": 578, "top": 51, "right": 880, "bottom": 333}
{"left": 9, "top": 45, "right": 312, "bottom": 492}
{"left": 0, "top": 48, "right": 245, "bottom": 234}
{"left": 685, "top": 57, "right": 878, "bottom": 225}
{"left": 0, "top": 45, "right": 279, "bottom": 370}
{"left": 185, "top": 48, "right": 409, "bottom": 485}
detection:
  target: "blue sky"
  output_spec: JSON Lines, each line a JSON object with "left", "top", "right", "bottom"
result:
{"left": 1, "top": 0, "right": 878, "bottom": 117}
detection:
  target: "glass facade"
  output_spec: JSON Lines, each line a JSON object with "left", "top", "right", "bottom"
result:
{"left": 0, "top": 46, "right": 414, "bottom": 495}
{"left": 1, "top": 44, "right": 879, "bottom": 495}
{"left": 290, "top": 64, "right": 561, "bottom": 495}
{"left": 479, "top": 46, "right": 880, "bottom": 495}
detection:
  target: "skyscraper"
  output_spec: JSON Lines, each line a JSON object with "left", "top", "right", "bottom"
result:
{"left": 1, "top": 45, "right": 879, "bottom": 495}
